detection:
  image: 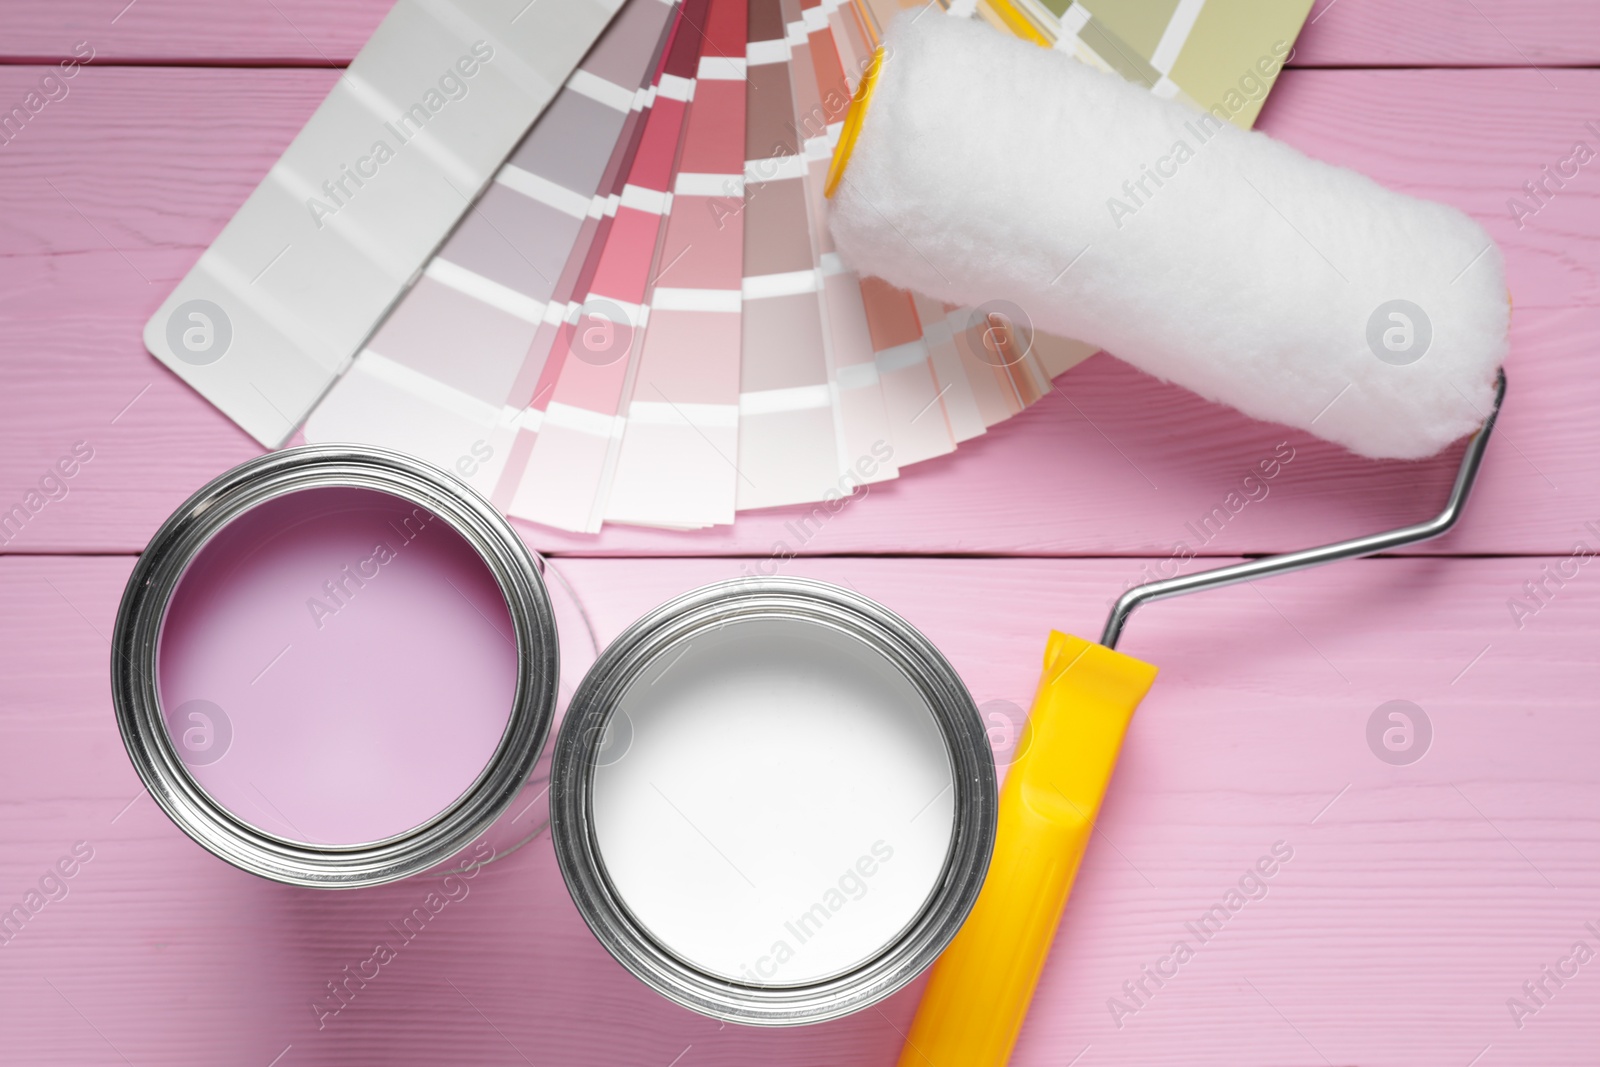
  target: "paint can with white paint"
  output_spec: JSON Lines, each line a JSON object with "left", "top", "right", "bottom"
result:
{"left": 550, "top": 577, "right": 997, "bottom": 1024}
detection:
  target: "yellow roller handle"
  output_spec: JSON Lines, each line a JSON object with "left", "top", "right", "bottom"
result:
{"left": 898, "top": 633, "right": 1158, "bottom": 1067}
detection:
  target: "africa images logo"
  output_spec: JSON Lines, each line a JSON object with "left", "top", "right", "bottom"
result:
{"left": 1366, "top": 700, "right": 1432, "bottom": 766}
{"left": 1366, "top": 299, "right": 1432, "bottom": 366}
{"left": 165, "top": 299, "right": 232, "bottom": 366}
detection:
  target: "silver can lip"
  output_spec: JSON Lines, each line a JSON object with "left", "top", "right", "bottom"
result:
{"left": 549, "top": 576, "right": 997, "bottom": 1026}
{"left": 111, "top": 444, "right": 560, "bottom": 889}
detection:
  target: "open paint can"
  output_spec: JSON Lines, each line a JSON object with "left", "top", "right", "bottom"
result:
{"left": 112, "top": 445, "right": 561, "bottom": 887}
{"left": 550, "top": 578, "right": 997, "bottom": 1024}
{"left": 114, "top": 450, "right": 996, "bottom": 1021}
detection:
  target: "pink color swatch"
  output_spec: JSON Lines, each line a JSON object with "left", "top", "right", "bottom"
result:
{"left": 606, "top": 0, "right": 750, "bottom": 528}
{"left": 511, "top": 0, "right": 707, "bottom": 532}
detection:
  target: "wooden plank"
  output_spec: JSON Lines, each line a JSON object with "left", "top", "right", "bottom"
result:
{"left": 0, "top": 64, "right": 1594, "bottom": 557}
{"left": 1294, "top": 0, "right": 1600, "bottom": 68}
{"left": 0, "top": 0, "right": 385, "bottom": 66}
{"left": 1, "top": 0, "right": 1596, "bottom": 67}
{"left": 1, "top": 553, "right": 1595, "bottom": 1065}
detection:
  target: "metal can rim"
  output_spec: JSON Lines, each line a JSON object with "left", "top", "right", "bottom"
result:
{"left": 549, "top": 576, "right": 998, "bottom": 1025}
{"left": 110, "top": 444, "right": 560, "bottom": 888}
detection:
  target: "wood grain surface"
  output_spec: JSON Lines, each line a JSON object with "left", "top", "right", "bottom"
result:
{"left": 1, "top": 0, "right": 1596, "bottom": 66}
{"left": 0, "top": 2, "right": 1595, "bottom": 1065}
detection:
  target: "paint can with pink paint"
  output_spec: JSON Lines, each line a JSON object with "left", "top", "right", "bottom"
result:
{"left": 112, "top": 445, "right": 562, "bottom": 887}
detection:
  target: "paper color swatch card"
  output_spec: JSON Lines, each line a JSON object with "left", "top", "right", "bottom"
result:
{"left": 963, "top": 0, "right": 1314, "bottom": 127}
{"left": 145, "top": 0, "right": 628, "bottom": 447}
{"left": 605, "top": 0, "right": 751, "bottom": 528}
{"left": 303, "top": 0, "right": 682, "bottom": 498}
{"left": 509, "top": 0, "right": 707, "bottom": 532}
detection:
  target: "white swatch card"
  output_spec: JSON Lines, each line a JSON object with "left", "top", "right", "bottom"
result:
{"left": 144, "top": 0, "right": 626, "bottom": 447}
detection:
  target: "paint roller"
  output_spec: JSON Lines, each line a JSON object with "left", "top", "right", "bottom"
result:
{"left": 823, "top": 11, "right": 1509, "bottom": 1066}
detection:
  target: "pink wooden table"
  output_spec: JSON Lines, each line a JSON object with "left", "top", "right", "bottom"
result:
{"left": 2, "top": 2, "right": 1597, "bottom": 1064}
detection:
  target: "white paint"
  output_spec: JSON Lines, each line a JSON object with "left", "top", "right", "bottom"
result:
{"left": 592, "top": 617, "right": 954, "bottom": 986}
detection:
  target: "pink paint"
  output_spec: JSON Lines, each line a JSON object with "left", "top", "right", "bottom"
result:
{"left": 155, "top": 485, "right": 518, "bottom": 847}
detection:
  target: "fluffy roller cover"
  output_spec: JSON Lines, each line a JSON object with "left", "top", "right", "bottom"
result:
{"left": 829, "top": 12, "right": 1509, "bottom": 459}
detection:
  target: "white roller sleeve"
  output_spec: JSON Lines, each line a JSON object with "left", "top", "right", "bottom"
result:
{"left": 829, "top": 12, "right": 1508, "bottom": 459}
